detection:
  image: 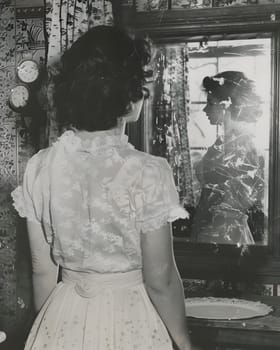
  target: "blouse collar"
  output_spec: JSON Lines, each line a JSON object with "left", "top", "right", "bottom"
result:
{"left": 57, "top": 128, "right": 129, "bottom": 153}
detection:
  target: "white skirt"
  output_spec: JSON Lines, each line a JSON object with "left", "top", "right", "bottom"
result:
{"left": 24, "top": 269, "right": 173, "bottom": 350}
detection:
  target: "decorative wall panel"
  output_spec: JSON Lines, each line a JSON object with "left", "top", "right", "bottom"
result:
{"left": 0, "top": 3, "right": 43, "bottom": 347}
{"left": 0, "top": 4, "right": 17, "bottom": 337}
{"left": 0, "top": 7, "right": 15, "bottom": 67}
{"left": 172, "top": 0, "right": 212, "bottom": 8}
{"left": 0, "top": 7, "right": 16, "bottom": 125}
{"left": 16, "top": 10, "right": 45, "bottom": 68}
{"left": 0, "top": 67, "right": 15, "bottom": 123}
{"left": 136, "top": 0, "right": 168, "bottom": 11}
{"left": 212, "top": 0, "right": 257, "bottom": 6}
{"left": 14, "top": 6, "right": 45, "bottom": 346}
{"left": 0, "top": 0, "right": 15, "bottom": 8}
{"left": 133, "top": 0, "right": 279, "bottom": 10}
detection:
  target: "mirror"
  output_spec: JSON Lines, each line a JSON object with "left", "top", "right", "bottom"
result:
{"left": 142, "top": 34, "right": 272, "bottom": 247}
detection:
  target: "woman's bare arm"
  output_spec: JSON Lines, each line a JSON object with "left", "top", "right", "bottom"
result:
{"left": 27, "top": 220, "right": 58, "bottom": 312}
{"left": 141, "top": 223, "right": 192, "bottom": 350}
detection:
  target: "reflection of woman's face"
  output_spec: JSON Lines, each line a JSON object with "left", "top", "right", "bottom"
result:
{"left": 203, "top": 94, "right": 224, "bottom": 125}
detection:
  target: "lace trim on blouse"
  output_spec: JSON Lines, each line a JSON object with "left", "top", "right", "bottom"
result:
{"left": 11, "top": 185, "right": 39, "bottom": 223}
{"left": 56, "top": 129, "right": 130, "bottom": 154}
{"left": 11, "top": 186, "right": 25, "bottom": 218}
{"left": 141, "top": 206, "right": 189, "bottom": 233}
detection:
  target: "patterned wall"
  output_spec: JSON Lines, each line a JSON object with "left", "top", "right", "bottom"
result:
{"left": 121, "top": 0, "right": 280, "bottom": 10}
{"left": 0, "top": 1, "right": 45, "bottom": 347}
{"left": 0, "top": 1, "right": 18, "bottom": 339}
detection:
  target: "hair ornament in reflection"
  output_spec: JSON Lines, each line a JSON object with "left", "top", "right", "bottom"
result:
{"left": 191, "top": 71, "right": 265, "bottom": 250}
{"left": 202, "top": 71, "right": 262, "bottom": 124}
{"left": 212, "top": 77, "right": 225, "bottom": 86}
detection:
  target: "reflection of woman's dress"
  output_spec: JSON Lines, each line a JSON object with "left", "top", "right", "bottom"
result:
{"left": 12, "top": 129, "right": 188, "bottom": 350}
{"left": 191, "top": 133, "right": 263, "bottom": 245}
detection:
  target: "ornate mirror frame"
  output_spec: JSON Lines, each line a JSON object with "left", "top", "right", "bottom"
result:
{"left": 118, "top": 4, "right": 280, "bottom": 283}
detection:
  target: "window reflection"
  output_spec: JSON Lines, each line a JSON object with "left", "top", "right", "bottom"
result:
{"left": 145, "top": 36, "right": 271, "bottom": 246}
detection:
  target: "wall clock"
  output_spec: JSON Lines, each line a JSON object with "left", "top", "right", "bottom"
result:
{"left": 16, "top": 59, "right": 40, "bottom": 84}
{"left": 9, "top": 85, "right": 30, "bottom": 111}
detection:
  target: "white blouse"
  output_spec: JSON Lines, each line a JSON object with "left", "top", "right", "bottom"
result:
{"left": 12, "top": 128, "right": 188, "bottom": 273}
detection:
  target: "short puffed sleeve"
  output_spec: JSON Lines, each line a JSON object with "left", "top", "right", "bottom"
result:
{"left": 135, "top": 157, "right": 189, "bottom": 234}
{"left": 11, "top": 154, "right": 42, "bottom": 224}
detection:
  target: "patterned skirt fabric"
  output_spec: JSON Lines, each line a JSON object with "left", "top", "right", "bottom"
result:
{"left": 24, "top": 269, "right": 173, "bottom": 350}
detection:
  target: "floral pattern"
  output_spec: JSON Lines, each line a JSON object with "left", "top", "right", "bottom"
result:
{"left": 212, "top": 0, "right": 257, "bottom": 6}
{"left": 0, "top": 6, "right": 15, "bottom": 126}
{"left": 151, "top": 44, "right": 194, "bottom": 207}
{"left": 134, "top": 0, "right": 265, "bottom": 10}
{"left": 172, "top": 0, "right": 212, "bottom": 8}
{"left": 0, "top": 123, "right": 17, "bottom": 328}
{"left": 0, "top": 6, "right": 15, "bottom": 69}
{"left": 46, "top": 0, "right": 113, "bottom": 65}
{"left": 0, "top": 2, "right": 44, "bottom": 340}
{"left": 16, "top": 17, "right": 45, "bottom": 53}
{"left": 0, "top": 4, "right": 17, "bottom": 333}
{"left": 136, "top": 0, "right": 168, "bottom": 11}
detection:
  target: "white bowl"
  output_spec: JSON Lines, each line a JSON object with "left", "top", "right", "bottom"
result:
{"left": 0, "top": 331, "right": 6, "bottom": 343}
{"left": 185, "top": 297, "right": 273, "bottom": 320}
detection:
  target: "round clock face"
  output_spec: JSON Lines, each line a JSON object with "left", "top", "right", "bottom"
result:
{"left": 9, "top": 85, "right": 30, "bottom": 110}
{"left": 17, "top": 59, "right": 39, "bottom": 83}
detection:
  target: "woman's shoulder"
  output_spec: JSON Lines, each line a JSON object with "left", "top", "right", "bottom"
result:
{"left": 26, "top": 146, "right": 54, "bottom": 175}
{"left": 30, "top": 146, "right": 51, "bottom": 162}
{"left": 126, "top": 148, "right": 169, "bottom": 168}
{"left": 121, "top": 150, "right": 172, "bottom": 190}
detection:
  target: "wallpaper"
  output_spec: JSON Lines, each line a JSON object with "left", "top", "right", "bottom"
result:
{"left": 0, "top": 2, "right": 44, "bottom": 347}
{"left": 0, "top": 4, "right": 18, "bottom": 336}
{"left": 129, "top": 0, "right": 279, "bottom": 10}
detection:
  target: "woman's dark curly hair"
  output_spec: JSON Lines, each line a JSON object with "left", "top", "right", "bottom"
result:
{"left": 203, "top": 71, "right": 262, "bottom": 123}
{"left": 54, "top": 26, "right": 151, "bottom": 131}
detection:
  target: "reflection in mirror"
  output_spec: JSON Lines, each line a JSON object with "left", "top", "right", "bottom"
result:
{"left": 144, "top": 35, "right": 271, "bottom": 246}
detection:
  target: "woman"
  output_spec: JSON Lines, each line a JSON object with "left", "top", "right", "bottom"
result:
{"left": 191, "top": 71, "right": 265, "bottom": 245}
{"left": 12, "top": 26, "right": 192, "bottom": 350}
